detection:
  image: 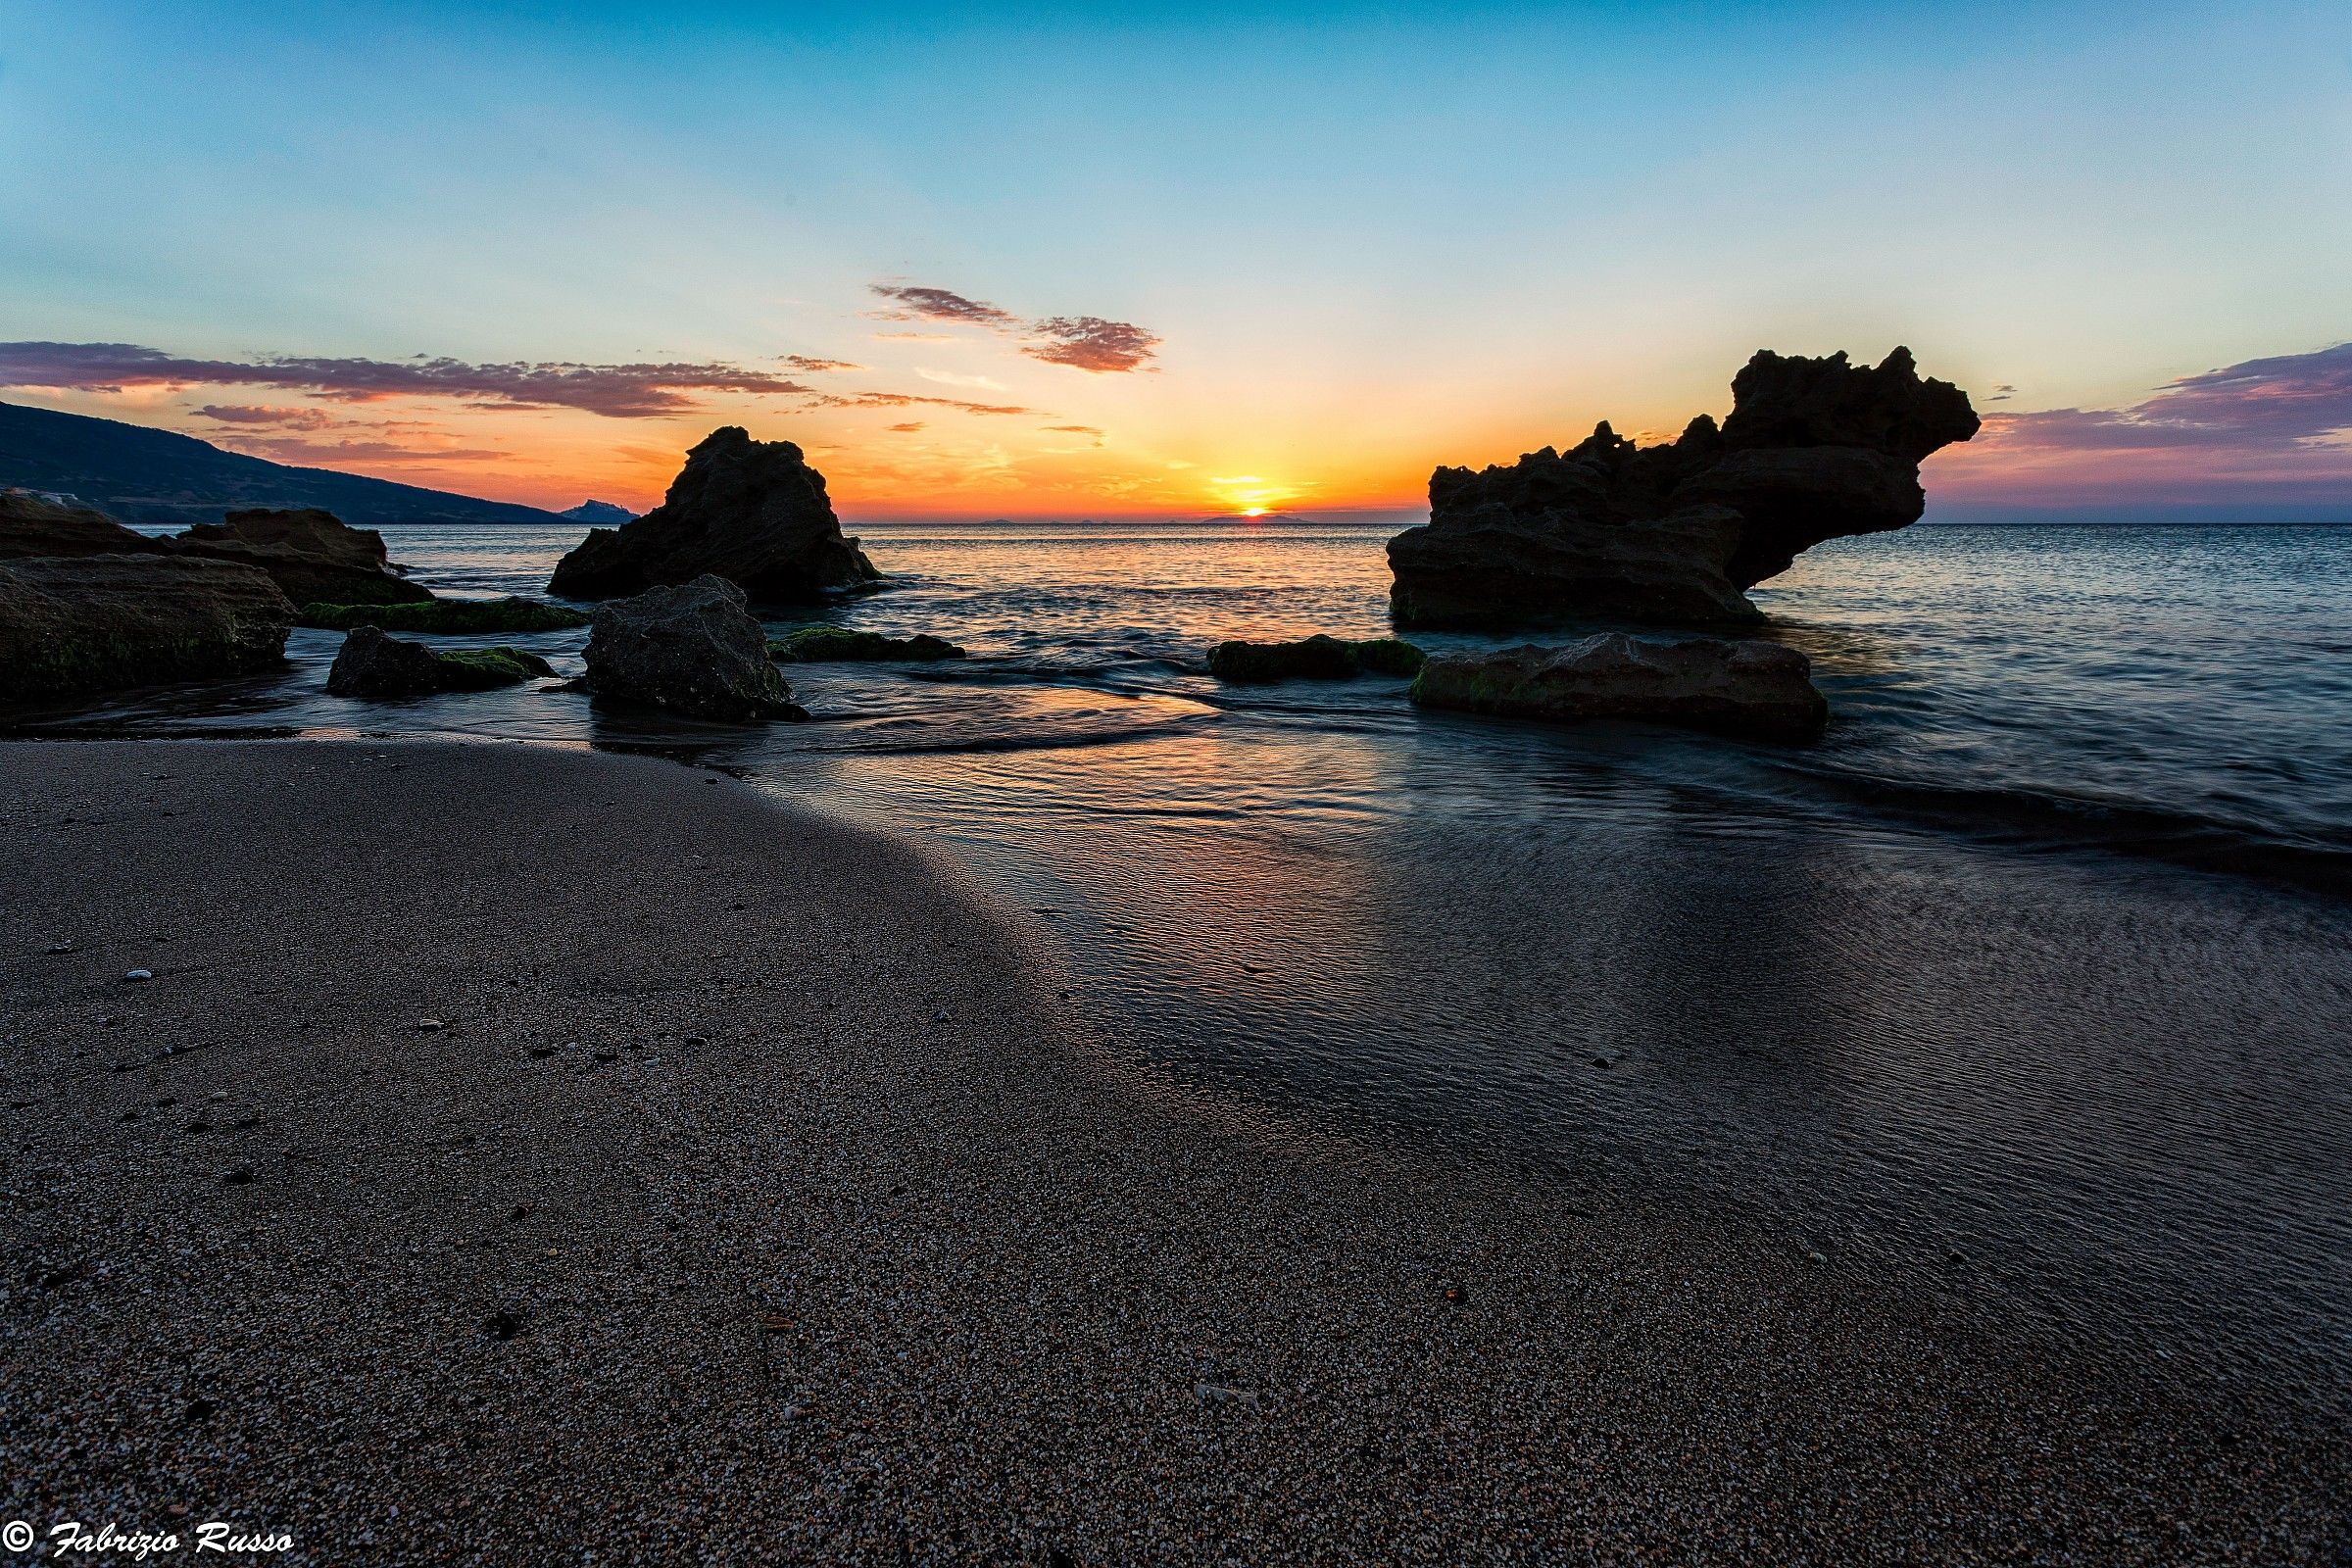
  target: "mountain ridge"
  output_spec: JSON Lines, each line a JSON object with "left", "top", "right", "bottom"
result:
{"left": 0, "top": 400, "right": 564, "bottom": 526}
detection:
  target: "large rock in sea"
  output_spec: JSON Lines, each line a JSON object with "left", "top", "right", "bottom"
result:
{"left": 0, "top": 554, "right": 295, "bottom": 704}
{"left": 173, "top": 507, "right": 429, "bottom": 608}
{"left": 325, "top": 625, "right": 555, "bottom": 700}
{"left": 1408, "top": 633, "right": 1829, "bottom": 742}
{"left": 549, "top": 427, "right": 879, "bottom": 604}
{"left": 1387, "top": 348, "right": 1979, "bottom": 626}
{"left": 582, "top": 574, "right": 806, "bottom": 721}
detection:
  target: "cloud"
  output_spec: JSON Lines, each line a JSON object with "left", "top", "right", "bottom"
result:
{"left": 1981, "top": 343, "right": 2352, "bottom": 452}
{"left": 870, "top": 330, "right": 956, "bottom": 342}
{"left": 886, "top": 421, "right": 926, "bottom": 433}
{"left": 1931, "top": 342, "right": 2352, "bottom": 516}
{"left": 808, "top": 390, "right": 1041, "bottom": 416}
{"left": 197, "top": 404, "right": 334, "bottom": 429}
{"left": 866, "top": 284, "right": 1018, "bottom": 326}
{"left": 782, "top": 355, "right": 861, "bottom": 372}
{"left": 865, "top": 282, "right": 1163, "bottom": 373}
{"left": 1042, "top": 424, "right": 1103, "bottom": 435}
{"left": 915, "top": 367, "right": 1009, "bottom": 391}
{"left": 0, "top": 340, "right": 818, "bottom": 418}
{"left": 219, "top": 435, "right": 509, "bottom": 466}
{"left": 1023, "top": 316, "right": 1161, "bottom": 373}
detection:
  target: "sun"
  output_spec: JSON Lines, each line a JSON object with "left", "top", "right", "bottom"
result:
{"left": 1209, "top": 473, "right": 1293, "bottom": 516}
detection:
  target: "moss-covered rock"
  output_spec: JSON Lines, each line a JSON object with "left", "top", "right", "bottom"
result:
{"left": 0, "top": 555, "right": 295, "bottom": 704}
{"left": 433, "top": 647, "right": 558, "bottom": 689}
{"left": 298, "top": 596, "right": 590, "bottom": 633}
{"left": 326, "top": 626, "right": 558, "bottom": 700}
{"left": 1206, "top": 634, "right": 1426, "bottom": 683}
{"left": 767, "top": 626, "right": 966, "bottom": 662}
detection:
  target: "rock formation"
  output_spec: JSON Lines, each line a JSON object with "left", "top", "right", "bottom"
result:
{"left": 549, "top": 428, "right": 880, "bottom": 604}
{"left": 1408, "top": 633, "right": 1828, "bottom": 741}
{"left": 766, "top": 627, "right": 965, "bottom": 662}
{"left": 0, "top": 490, "right": 156, "bottom": 559}
{"left": 1387, "top": 348, "right": 1979, "bottom": 626}
{"left": 173, "top": 508, "right": 430, "bottom": 608}
{"left": 297, "top": 597, "right": 589, "bottom": 634}
{"left": 582, "top": 574, "right": 806, "bottom": 721}
{"left": 0, "top": 555, "right": 294, "bottom": 704}
{"left": 324, "top": 626, "right": 555, "bottom": 700}
{"left": 1206, "top": 635, "right": 1426, "bottom": 683}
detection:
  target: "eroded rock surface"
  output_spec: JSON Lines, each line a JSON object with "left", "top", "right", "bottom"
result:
{"left": 1388, "top": 348, "right": 1978, "bottom": 626}
{"left": 1408, "top": 633, "right": 1828, "bottom": 741}
{"left": 173, "top": 508, "right": 430, "bottom": 608}
{"left": 583, "top": 574, "right": 805, "bottom": 721}
{"left": 550, "top": 428, "right": 879, "bottom": 604}
{"left": 0, "top": 554, "right": 294, "bottom": 703}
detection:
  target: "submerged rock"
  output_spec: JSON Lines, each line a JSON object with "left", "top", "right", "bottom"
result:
{"left": 174, "top": 508, "right": 431, "bottom": 608}
{"left": 1388, "top": 348, "right": 1979, "bottom": 626}
{"left": 1408, "top": 633, "right": 1828, "bottom": 741}
{"left": 549, "top": 427, "right": 880, "bottom": 604}
{"left": 767, "top": 626, "right": 965, "bottom": 662}
{"left": 583, "top": 574, "right": 806, "bottom": 721}
{"left": 1207, "top": 635, "right": 1426, "bottom": 682}
{"left": 298, "top": 596, "right": 589, "bottom": 633}
{"left": 0, "top": 554, "right": 294, "bottom": 703}
{"left": 325, "top": 625, "right": 556, "bottom": 700}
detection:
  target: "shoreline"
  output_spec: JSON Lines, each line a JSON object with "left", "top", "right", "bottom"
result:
{"left": 2, "top": 737, "right": 2343, "bottom": 1564}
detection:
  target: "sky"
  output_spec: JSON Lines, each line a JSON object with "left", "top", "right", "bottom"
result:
{"left": 1, "top": 0, "right": 2348, "bottom": 521}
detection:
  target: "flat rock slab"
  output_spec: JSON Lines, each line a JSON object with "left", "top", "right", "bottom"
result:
{"left": 1411, "top": 632, "right": 1830, "bottom": 741}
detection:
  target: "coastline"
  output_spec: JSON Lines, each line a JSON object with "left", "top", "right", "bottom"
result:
{"left": 1, "top": 737, "right": 2342, "bottom": 1564}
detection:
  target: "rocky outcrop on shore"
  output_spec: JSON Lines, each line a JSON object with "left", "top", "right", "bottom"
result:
{"left": 550, "top": 428, "right": 880, "bottom": 604}
{"left": 174, "top": 508, "right": 430, "bottom": 608}
{"left": 1408, "top": 633, "right": 1828, "bottom": 740}
{"left": 1387, "top": 348, "right": 1979, "bottom": 626}
{"left": 298, "top": 597, "right": 589, "bottom": 634}
{"left": 767, "top": 626, "right": 965, "bottom": 662}
{"left": 4, "top": 494, "right": 434, "bottom": 609}
{"left": 0, "top": 491, "right": 156, "bottom": 559}
{"left": 583, "top": 574, "right": 806, "bottom": 720}
{"left": 0, "top": 554, "right": 295, "bottom": 703}
{"left": 325, "top": 625, "right": 555, "bottom": 700}
{"left": 1207, "top": 634, "right": 1426, "bottom": 682}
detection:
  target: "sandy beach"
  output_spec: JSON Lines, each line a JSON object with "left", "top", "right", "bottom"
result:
{"left": 1, "top": 737, "right": 2343, "bottom": 1564}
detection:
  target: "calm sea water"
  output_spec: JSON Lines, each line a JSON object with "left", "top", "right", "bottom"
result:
{"left": 23, "top": 519, "right": 2352, "bottom": 1403}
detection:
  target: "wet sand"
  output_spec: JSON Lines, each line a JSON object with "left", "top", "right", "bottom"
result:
{"left": 0, "top": 738, "right": 2342, "bottom": 1564}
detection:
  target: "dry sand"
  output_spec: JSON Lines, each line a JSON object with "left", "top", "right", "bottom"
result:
{"left": 0, "top": 738, "right": 2342, "bottom": 1564}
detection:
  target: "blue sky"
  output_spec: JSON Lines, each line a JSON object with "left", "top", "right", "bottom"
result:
{"left": 2, "top": 1, "right": 2347, "bottom": 516}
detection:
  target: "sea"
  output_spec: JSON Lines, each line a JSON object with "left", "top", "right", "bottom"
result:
{"left": 20, "top": 518, "right": 2352, "bottom": 1405}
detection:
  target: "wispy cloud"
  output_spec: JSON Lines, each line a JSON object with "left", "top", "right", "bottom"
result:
{"left": 1042, "top": 424, "right": 1103, "bottom": 436}
{"left": 1933, "top": 343, "right": 2352, "bottom": 515}
{"left": 866, "top": 284, "right": 1019, "bottom": 326}
{"left": 782, "top": 355, "right": 861, "bottom": 372}
{"left": 886, "top": 421, "right": 926, "bottom": 433}
{"left": 197, "top": 403, "right": 334, "bottom": 429}
{"left": 1981, "top": 343, "right": 2352, "bottom": 451}
{"left": 1024, "top": 317, "right": 1161, "bottom": 373}
{"left": 0, "top": 341, "right": 817, "bottom": 418}
{"left": 865, "top": 281, "right": 1162, "bottom": 373}
{"left": 915, "top": 367, "right": 1009, "bottom": 391}
{"left": 808, "top": 390, "right": 1041, "bottom": 416}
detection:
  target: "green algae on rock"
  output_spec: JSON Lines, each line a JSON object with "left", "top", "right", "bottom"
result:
{"left": 767, "top": 626, "right": 966, "bottom": 663}
{"left": 298, "top": 597, "right": 591, "bottom": 634}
